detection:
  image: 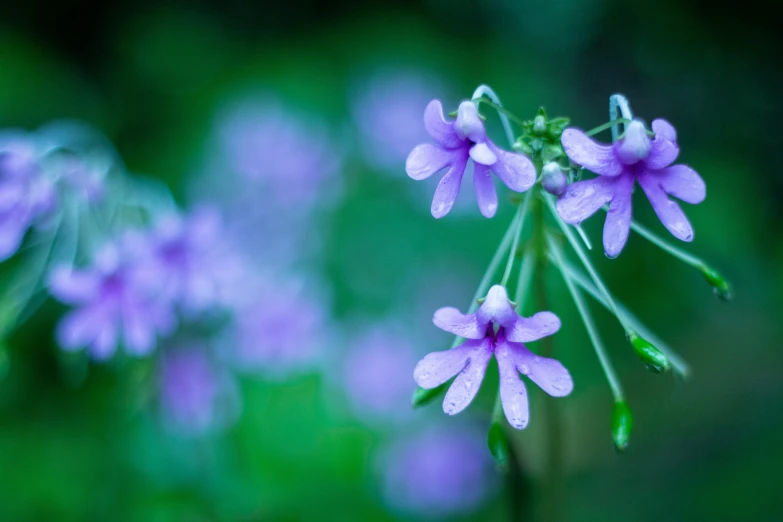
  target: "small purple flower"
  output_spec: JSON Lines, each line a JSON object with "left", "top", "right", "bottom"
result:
{"left": 377, "top": 425, "right": 498, "bottom": 517}
{"left": 0, "top": 133, "right": 57, "bottom": 261}
{"left": 49, "top": 242, "right": 175, "bottom": 360}
{"left": 556, "top": 119, "right": 706, "bottom": 257}
{"left": 406, "top": 100, "right": 536, "bottom": 218}
{"left": 414, "top": 285, "right": 572, "bottom": 429}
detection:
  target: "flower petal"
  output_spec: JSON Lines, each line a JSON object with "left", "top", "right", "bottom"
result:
{"left": 56, "top": 307, "right": 102, "bottom": 351}
{"left": 472, "top": 163, "right": 498, "bottom": 218}
{"left": 406, "top": 143, "right": 456, "bottom": 181}
{"left": 48, "top": 266, "right": 101, "bottom": 304}
{"left": 424, "top": 100, "right": 462, "bottom": 148}
{"left": 430, "top": 152, "right": 469, "bottom": 219}
{"left": 555, "top": 176, "right": 615, "bottom": 225}
{"left": 602, "top": 173, "right": 634, "bottom": 258}
{"left": 123, "top": 303, "right": 156, "bottom": 356}
{"left": 646, "top": 119, "right": 679, "bottom": 170}
{"left": 469, "top": 142, "right": 497, "bottom": 166}
{"left": 561, "top": 129, "right": 623, "bottom": 177}
{"left": 655, "top": 164, "right": 706, "bottom": 204}
{"left": 505, "top": 311, "right": 561, "bottom": 343}
{"left": 414, "top": 339, "right": 477, "bottom": 389}
{"left": 477, "top": 285, "right": 517, "bottom": 329}
{"left": 443, "top": 339, "right": 493, "bottom": 416}
{"left": 432, "top": 307, "right": 483, "bottom": 339}
{"left": 496, "top": 339, "right": 529, "bottom": 429}
{"left": 514, "top": 345, "right": 573, "bottom": 397}
{"left": 638, "top": 174, "right": 694, "bottom": 242}
{"left": 487, "top": 142, "right": 536, "bottom": 192}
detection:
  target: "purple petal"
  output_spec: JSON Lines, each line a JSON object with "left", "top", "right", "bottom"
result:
{"left": 514, "top": 345, "right": 573, "bottom": 397}
{"left": 613, "top": 120, "right": 652, "bottom": 165}
{"left": 442, "top": 339, "right": 493, "bottom": 415}
{"left": 424, "top": 100, "right": 463, "bottom": 149}
{"left": 123, "top": 304, "right": 156, "bottom": 356}
{"left": 0, "top": 221, "right": 26, "bottom": 262}
{"left": 56, "top": 307, "right": 103, "bottom": 351}
{"left": 92, "top": 320, "right": 119, "bottom": 360}
{"left": 561, "top": 129, "right": 623, "bottom": 177}
{"left": 487, "top": 142, "right": 536, "bottom": 192}
{"left": 602, "top": 173, "right": 634, "bottom": 258}
{"left": 433, "top": 307, "right": 483, "bottom": 339}
{"left": 496, "top": 339, "right": 529, "bottom": 429}
{"left": 638, "top": 175, "right": 694, "bottom": 242}
{"left": 646, "top": 119, "right": 679, "bottom": 170}
{"left": 454, "top": 101, "right": 486, "bottom": 143}
{"left": 406, "top": 143, "right": 456, "bottom": 181}
{"left": 505, "top": 311, "right": 561, "bottom": 343}
{"left": 48, "top": 266, "right": 100, "bottom": 304}
{"left": 431, "top": 152, "right": 469, "bottom": 219}
{"left": 414, "top": 340, "right": 476, "bottom": 389}
{"left": 477, "top": 285, "right": 517, "bottom": 329}
{"left": 555, "top": 176, "right": 615, "bottom": 224}
{"left": 654, "top": 164, "right": 706, "bottom": 204}
{"left": 472, "top": 163, "right": 498, "bottom": 218}
{"left": 469, "top": 142, "right": 497, "bottom": 166}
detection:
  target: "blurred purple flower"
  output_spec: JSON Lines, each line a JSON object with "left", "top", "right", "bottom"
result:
{"left": 342, "top": 324, "right": 419, "bottom": 422}
{"left": 0, "top": 133, "right": 57, "bottom": 261}
{"left": 406, "top": 100, "right": 536, "bottom": 218}
{"left": 414, "top": 285, "right": 572, "bottom": 429}
{"left": 378, "top": 426, "right": 498, "bottom": 518}
{"left": 49, "top": 242, "right": 175, "bottom": 360}
{"left": 557, "top": 119, "right": 706, "bottom": 257}
{"left": 158, "top": 346, "right": 240, "bottom": 436}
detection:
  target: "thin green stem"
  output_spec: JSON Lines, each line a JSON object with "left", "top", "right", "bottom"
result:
{"left": 471, "top": 85, "right": 517, "bottom": 147}
{"left": 628, "top": 218, "right": 705, "bottom": 269}
{"left": 548, "top": 235, "right": 625, "bottom": 400}
{"left": 475, "top": 98, "right": 527, "bottom": 128}
{"left": 500, "top": 192, "right": 532, "bottom": 287}
{"left": 544, "top": 195, "right": 632, "bottom": 334}
{"left": 513, "top": 248, "right": 535, "bottom": 313}
{"left": 554, "top": 258, "right": 691, "bottom": 377}
{"left": 585, "top": 118, "right": 631, "bottom": 137}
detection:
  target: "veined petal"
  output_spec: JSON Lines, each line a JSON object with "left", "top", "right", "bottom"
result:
{"left": 561, "top": 128, "right": 623, "bottom": 177}
{"left": 506, "top": 311, "right": 561, "bottom": 343}
{"left": 414, "top": 339, "right": 479, "bottom": 389}
{"left": 512, "top": 343, "right": 573, "bottom": 397}
{"left": 602, "top": 173, "right": 635, "bottom": 258}
{"left": 496, "top": 339, "right": 529, "bottom": 429}
{"left": 406, "top": 143, "right": 456, "bottom": 181}
{"left": 431, "top": 152, "right": 469, "bottom": 219}
{"left": 424, "top": 100, "right": 462, "bottom": 148}
{"left": 653, "top": 164, "right": 706, "bottom": 204}
{"left": 555, "top": 176, "right": 616, "bottom": 225}
{"left": 472, "top": 163, "right": 498, "bottom": 218}
{"left": 646, "top": 119, "right": 679, "bottom": 170}
{"left": 432, "top": 307, "right": 483, "bottom": 339}
{"left": 442, "top": 339, "right": 493, "bottom": 415}
{"left": 487, "top": 142, "right": 536, "bottom": 192}
{"left": 638, "top": 174, "right": 694, "bottom": 242}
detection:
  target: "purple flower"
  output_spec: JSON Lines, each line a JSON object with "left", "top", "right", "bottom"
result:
{"left": 49, "top": 242, "right": 175, "bottom": 360}
{"left": 377, "top": 425, "right": 498, "bottom": 517}
{"left": 414, "top": 285, "right": 572, "bottom": 429}
{"left": 556, "top": 119, "right": 706, "bottom": 257}
{"left": 158, "top": 346, "right": 240, "bottom": 435}
{"left": 406, "top": 100, "right": 536, "bottom": 218}
{"left": 0, "top": 133, "right": 57, "bottom": 261}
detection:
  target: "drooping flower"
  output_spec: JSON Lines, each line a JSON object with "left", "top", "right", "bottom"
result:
{"left": 49, "top": 242, "right": 175, "bottom": 360}
{"left": 406, "top": 100, "right": 536, "bottom": 218}
{"left": 414, "top": 285, "right": 572, "bottom": 429}
{"left": 377, "top": 425, "right": 498, "bottom": 518}
{"left": 0, "top": 132, "right": 57, "bottom": 261}
{"left": 556, "top": 119, "right": 706, "bottom": 257}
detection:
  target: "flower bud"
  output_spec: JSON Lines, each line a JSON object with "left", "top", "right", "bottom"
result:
{"left": 533, "top": 114, "right": 547, "bottom": 136}
{"left": 546, "top": 117, "right": 570, "bottom": 139}
{"left": 487, "top": 422, "right": 510, "bottom": 470}
{"left": 701, "top": 265, "right": 732, "bottom": 301}
{"left": 629, "top": 332, "right": 670, "bottom": 373}
{"left": 611, "top": 400, "right": 633, "bottom": 452}
{"left": 455, "top": 101, "right": 485, "bottom": 142}
{"left": 541, "top": 162, "right": 568, "bottom": 196}
{"left": 614, "top": 119, "right": 652, "bottom": 165}
{"left": 412, "top": 383, "right": 448, "bottom": 408}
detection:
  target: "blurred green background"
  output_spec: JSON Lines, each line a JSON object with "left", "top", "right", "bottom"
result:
{"left": 1, "top": 0, "right": 782, "bottom": 521}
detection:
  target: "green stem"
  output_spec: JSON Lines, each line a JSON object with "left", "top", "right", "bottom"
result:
{"left": 513, "top": 249, "right": 535, "bottom": 313}
{"left": 548, "top": 235, "right": 625, "bottom": 400}
{"left": 471, "top": 85, "right": 517, "bottom": 148}
{"left": 628, "top": 219, "right": 704, "bottom": 269}
{"left": 609, "top": 94, "right": 633, "bottom": 141}
{"left": 585, "top": 118, "right": 631, "bottom": 137}
{"left": 500, "top": 192, "right": 533, "bottom": 287}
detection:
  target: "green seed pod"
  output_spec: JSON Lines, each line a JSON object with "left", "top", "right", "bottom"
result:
{"left": 629, "top": 333, "right": 670, "bottom": 373}
{"left": 611, "top": 400, "right": 633, "bottom": 452}
{"left": 487, "top": 422, "right": 510, "bottom": 470}
{"left": 701, "top": 266, "right": 732, "bottom": 301}
{"left": 411, "top": 383, "right": 448, "bottom": 408}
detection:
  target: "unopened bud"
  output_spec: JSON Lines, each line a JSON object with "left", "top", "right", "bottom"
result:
{"left": 546, "top": 117, "right": 570, "bottom": 139}
{"left": 487, "top": 422, "right": 510, "bottom": 470}
{"left": 412, "top": 383, "right": 448, "bottom": 408}
{"left": 541, "top": 162, "right": 568, "bottom": 196}
{"left": 701, "top": 265, "right": 732, "bottom": 301}
{"left": 533, "top": 115, "right": 547, "bottom": 136}
{"left": 611, "top": 400, "right": 633, "bottom": 452}
{"left": 629, "top": 332, "right": 670, "bottom": 373}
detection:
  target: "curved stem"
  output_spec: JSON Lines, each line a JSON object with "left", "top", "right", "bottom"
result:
{"left": 609, "top": 94, "right": 633, "bottom": 142}
{"left": 585, "top": 118, "right": 631, "bottom": 138}
{"left": 471, "top": 85, "right": 516, "bottom": 147}
{"left": 628, "top": 218, "right": 704, "bottom": 269}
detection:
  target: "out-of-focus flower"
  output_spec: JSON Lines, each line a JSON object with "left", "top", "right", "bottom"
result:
{"left": 351, "top": 70, "right": 443, "bottom": 171}
{"left": 49, "top": 242, "right": 175, "bottom": 360}
{"left": 406, "top": 100, "right": 536, "bottom": 218}
{"left": 158, "top": 346, "right": 240, "bottom": 436}
{"left": 0, "top": 133, "right": 57, "bottom": 261}
{"left": 377, "top": 425, "right": 498, "bottom": 518}
{"left": 556, "top": 119, "right": 706, "bottom": 257}
{"left": 414, "top": 285, "right": 572, "bottom": 428}
{"left": 342, "top": 323, "right": 419, "bottom": 423}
